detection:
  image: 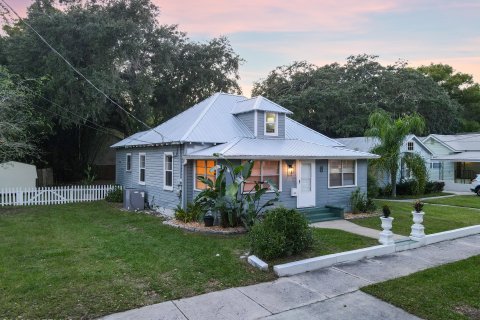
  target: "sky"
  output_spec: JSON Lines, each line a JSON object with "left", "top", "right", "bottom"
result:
{"left": 8, "top": 0, "right": 480, "bottom": 96}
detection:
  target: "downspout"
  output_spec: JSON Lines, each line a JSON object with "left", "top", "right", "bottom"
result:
{"left": 179, "top": 144, "right": 185, "bottom": 209}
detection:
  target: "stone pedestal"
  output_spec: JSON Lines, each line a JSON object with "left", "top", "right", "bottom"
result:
{"left": 410, "top": 211, "right": 425, "bottom": 241}
{"left": 379, "top": 216, "right": 395, "bottom": 245}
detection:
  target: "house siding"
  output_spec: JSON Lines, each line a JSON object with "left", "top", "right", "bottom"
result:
{"left": 235, "top": 113, "right": 255, "bottom": 135}
{"left": 256, "top": 111, "right": 286, "bottom": 139}
{"left": 116, "top": 145, "right": 183, "bottom": 214}
{"left": 423, "top": 138, "right": 455, "bottom": 181}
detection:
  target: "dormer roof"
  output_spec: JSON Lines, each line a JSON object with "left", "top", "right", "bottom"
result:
{"left": 231, "top": 96, "right": 293, "bottom": 115}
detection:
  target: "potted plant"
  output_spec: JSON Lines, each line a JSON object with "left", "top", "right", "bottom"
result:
{"left": 379, "top": 205, "right": 394, "bottom": 245}
{"left": 410, "top": 200, "right": 425, "bottom": 240}
{"left": 203, "top": 210, "right": 214, "bottom": 227}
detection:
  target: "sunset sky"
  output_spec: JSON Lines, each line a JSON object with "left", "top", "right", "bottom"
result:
{"left": 8, "top": 0, "right": 480, "bottom": 96}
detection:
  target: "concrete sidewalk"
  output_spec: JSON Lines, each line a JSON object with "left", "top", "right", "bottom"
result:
{"left": 101, "top": 234, "right": 480, "bottom": 320}
{"left": 311, "top": 219, "right": 408, "bottom": 241}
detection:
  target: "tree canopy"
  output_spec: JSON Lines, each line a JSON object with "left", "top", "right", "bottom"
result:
{"left": 0, "top": 0, "right": 242, "bottom": 179}
{"left": 252, "top": 55, "right": 463, "bottom": 137}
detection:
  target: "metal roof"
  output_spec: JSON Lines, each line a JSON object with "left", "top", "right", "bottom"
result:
{"left": 113, "top": 93, "right": 345, "bottom": 148}
{"left": 231, "top": 96, "right": 293, "bottom": 115}
{"left": 336, "top": 137, "right": 379, "bottom": 152}
{"left": 184, "top": 138, "right": 378, "bottom": 159}
{"left": 426, "top": 134, "right": 480, "bottom": 152}
{"left": 433, "top": 151, "right": 480, "bottom": 162}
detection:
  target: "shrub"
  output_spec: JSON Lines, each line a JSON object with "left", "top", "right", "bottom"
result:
{"left": 350, "top": 188, "right": 377, "bottom": 214}
{"left": 396, "top": 180, "right": 420, "bottom": 195}
{"left": 249, "top": 207, "right": 313, "bottom": 260}
{"left": 367, "top": 171, "right": 379, "bottom": 198}
{"left": 424, "top": 181, "right": 445, "bottom": 194}
{"left": 105, "top": 186, "right": 122, "bottom": 203}
{"left": 174, "top": 202, "right": 203, "bottom": 223}
{"left": 382, "top": 205, "right": 391, "bottom": 218}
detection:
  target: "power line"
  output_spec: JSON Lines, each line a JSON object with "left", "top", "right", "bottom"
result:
{"left": 0, "top": 0, "right": 165, "bottom": 143}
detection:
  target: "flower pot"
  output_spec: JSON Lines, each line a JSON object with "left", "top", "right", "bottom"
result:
{"left": 379, "top": 216, "right": 394, "bottom": 245}
{"left": 204, "top": 215, "right": 214, "bottom": 227}
{"left": 410, "top": 211, "right": 425, "bottom": 241}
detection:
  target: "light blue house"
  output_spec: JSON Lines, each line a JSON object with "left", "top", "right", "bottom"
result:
{"left": 112, "top": 93, "right": 377, "bottom": 220}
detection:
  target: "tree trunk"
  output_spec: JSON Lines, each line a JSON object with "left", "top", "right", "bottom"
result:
{"left": 391, "top": 166, "right": 398, "bottom": 197}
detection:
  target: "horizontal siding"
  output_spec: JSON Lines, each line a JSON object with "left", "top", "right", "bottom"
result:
{"left": 116, "top": 145, "right": 183, "bottom": 211}
{"left": 235, "top": 113, "right": 255, "bottom": 135}
{"left": 256, "top": 111, "right": 286, "bottom": 139}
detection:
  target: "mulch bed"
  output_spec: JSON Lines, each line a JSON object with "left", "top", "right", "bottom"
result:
{"left": 163, "top": 220, "right": 247, "bottom": 235}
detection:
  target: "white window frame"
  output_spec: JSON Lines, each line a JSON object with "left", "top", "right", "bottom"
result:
{"left": 193, "top": 159, "right": 217, "bottom": 191}
{"left": 328, "top": 160, "right": 357, "bottom": 188}
{"left": 138, "top": 153, "right": 146, "bottom": 185}
{"left": 264, "top": 112, "right": 278, "bottom": 136}
{"left": 407, "top": 141, "right": 414, "bottom": 151}
{"left": 242, "top": 160, "right": 282, "bottom": 193}
{"left": 126, "top": 153, "right": 132, "bottom": 172}
{"left": 163, "top": 152, "right": 174, "bottom": 191}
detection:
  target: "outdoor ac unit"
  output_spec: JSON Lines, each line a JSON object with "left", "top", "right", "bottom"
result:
{"left": 123, "top": 188, "right": 146, "bottom": 211}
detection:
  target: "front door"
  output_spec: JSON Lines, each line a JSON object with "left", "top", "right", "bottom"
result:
{"left": 297, "top": 160, "right": 316, "bottom": 208}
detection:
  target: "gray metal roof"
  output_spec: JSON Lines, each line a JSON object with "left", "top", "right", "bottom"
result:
{"left": 231, "top": 96, "right": 293, "bottom": 115}
{"left": 336, "top": 137, "right": 379, "bottom": 153}
{"left": 433, "top": 151, "right": 480, "bottom": 162}
{"left": 113, "top": 93, "right": 344, "bottom": 148}
{"left": 427, "top": 134, "right": 480, "bottom": 152}
{"left": 184, "top": 138, "right": 378, "bottom": 159}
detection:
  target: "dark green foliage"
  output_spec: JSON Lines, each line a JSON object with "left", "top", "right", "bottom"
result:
{"left": 424, "top": 181, "right": 445, "bottom": 194}
{"left": 367, "top": 170, "right": 379, "bottom": 198}
{"left": 174, "top": 202, "right": 203, "bottom": 223}
{"left": 249, "top": 207, "right": 313, "bottom": 260}
{"left": 104, "top": 185, "right": 122, "bottom": 203}
{"left": 382, "top": 205, "right": 391, "bottom": 218}
{"left": 253, "top": 55, "right": 462, "bottom": 138}
{"left": 414, "top": 200, "right": 424, "bottom": 213}
{"left": 350, "top": 188, "right": 377, "bottom": 214}
{"left": 396, "top": 180, "right": 420, "bottom": 196}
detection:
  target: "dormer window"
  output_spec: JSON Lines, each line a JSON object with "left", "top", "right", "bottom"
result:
{"left": 265, "top": 112, "right": 278, "bottom": 136}
{"left": 407, "top": 141, "right": 414, "bottom": 151}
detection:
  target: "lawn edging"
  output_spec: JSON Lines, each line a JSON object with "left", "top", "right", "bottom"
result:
{"left": 273, "top": 224, "right": 480, "bottom": 277}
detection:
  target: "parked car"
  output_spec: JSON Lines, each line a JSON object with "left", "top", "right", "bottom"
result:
{"left": 470, "top": 174, "right": 480, "bottom": 195}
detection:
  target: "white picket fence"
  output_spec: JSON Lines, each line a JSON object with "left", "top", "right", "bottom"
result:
{"left": 0, "top": 185, "right": 120, "bottom": 206}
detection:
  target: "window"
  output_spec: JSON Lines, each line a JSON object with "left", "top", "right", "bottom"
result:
{"left": 164, "top": 153, "right": 173, "bottom": 190}
{"left": 195, "top": 160, "right": 216, "bottom": 190}
{"left": 126, "top": 153, "right": 131, "bottom": 171}
{"left": 431, "top": 162, "right": 442, "bottom": 169}
{"left": 407, "top": 142, "right": 414, "bottom": 151}
{"left": 264, "top": 112, "right": 278, "bottom": 136}
{"left": 329, "top": 160, "right": 356, "bottom": 187}
{"left": 244, "top": 160, "right": 281, "bottom": 192}
{"left": 139, "top": 153, "right": 146, "bottom": 184}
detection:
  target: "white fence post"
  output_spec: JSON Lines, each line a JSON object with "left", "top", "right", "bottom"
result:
{"left": 0, "top": 184, "right": 116, "bottom": 207}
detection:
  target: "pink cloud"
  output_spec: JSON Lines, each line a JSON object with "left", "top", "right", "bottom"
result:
{"left": 154, "top": 0, "right": 400, "bottom": 35}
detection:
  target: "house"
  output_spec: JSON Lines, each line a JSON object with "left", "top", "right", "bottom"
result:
{"left": 336, "top": 135, "right": 434, "bottom": 186}
{"left": 0, "top": 161, "right": 37, "bottom": 188}
{"left": 422, "top": 133, "right": 480, "bottom": 191}
{"left": 111, "top": 93, "right": 377, "bottom": 218}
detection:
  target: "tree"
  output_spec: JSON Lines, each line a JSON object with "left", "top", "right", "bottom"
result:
{"left": 365, "top": 110, "right": 425, "bottom": 197}
{"left": 418, "top": 64, "right": 480, "bottom": 132}
{"left": 0, "top": 66, "right": 47, "bottom": 162}
{"left": 1, "top": 0, "right": 242, "bottom": 180}
{"left": 253, "top": 55, "right": 462, "bottom": 137}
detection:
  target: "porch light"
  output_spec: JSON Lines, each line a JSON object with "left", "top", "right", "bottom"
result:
{"left": 285, "top": 160, "right": 294, "bottom": 176}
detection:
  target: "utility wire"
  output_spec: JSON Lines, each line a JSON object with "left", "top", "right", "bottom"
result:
{"left": 0, "top": 0, "right": 165, "bottom": 143}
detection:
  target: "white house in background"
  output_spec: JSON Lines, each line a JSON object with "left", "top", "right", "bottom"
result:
{"left": 337, "top": 135, "right": 434, "bottom": 186}
{"left": 0, "top": 161, "right": 37, "bottom": 188}
{"left": 422, "top": 133, "right": 480, "bottom": 191}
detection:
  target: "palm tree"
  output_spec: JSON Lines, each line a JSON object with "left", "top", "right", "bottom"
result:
{"left": 366, "top": 110, "right": 426, "bottom": 197}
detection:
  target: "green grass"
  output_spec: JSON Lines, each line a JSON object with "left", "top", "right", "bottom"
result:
{"left": 270, "top": 228, "right": 379, "bottom": 265}
{"left": 376, "top": 192, "right": 452, "bottom": 200}
{"left": 0, "top": 202, "right": 377, "bottom": 319}
{"left": 362, "top": 256, "right": 480, "bottom": 320}
{"left": 351, "top": 200, "right": 480, "bottom": 236}
{"left": 424, "top": 195, "right": 480, "bottom": 209}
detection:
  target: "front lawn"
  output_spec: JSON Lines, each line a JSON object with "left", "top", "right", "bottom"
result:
{"left": 424, "top": 195, "right": 480, "bottom": 209}
{"left": 362, "top": 256, "right": 480, "bottom": 320}
{"left": 351, "top": 200, "right": 480, "bottom": 236}
{"left": 0, "top": 202, "right": 376, "bottom": 319}
{"left": 376, "top": 192, "right": 452, "bottom": 200}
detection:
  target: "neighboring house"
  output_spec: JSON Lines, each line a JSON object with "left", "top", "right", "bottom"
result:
{"left": 111, "top": 93, "right": 377, "bottom": 217}
{"left": 0, "top": 161, "right": 37, "bottom": 188}
{"left": 422, "top": 133, "right": 480, "bottom": 191}
{"left": 337, "top": 135, "right": 434, "bottom": 186}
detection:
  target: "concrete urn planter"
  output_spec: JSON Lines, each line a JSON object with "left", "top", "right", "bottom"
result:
{"left": 410, "top": 211, "right": 425, "bottom": 241}
{"left": 379, "top": 216, "right": 395, "bottom": 245}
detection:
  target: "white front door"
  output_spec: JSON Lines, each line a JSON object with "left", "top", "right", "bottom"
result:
{"left": 297, "top": 160, "right": 316, "bottom": 208}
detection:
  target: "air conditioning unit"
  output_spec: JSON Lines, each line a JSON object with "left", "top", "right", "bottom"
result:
{"left": 123, "top": 188, "right": 146, "bottom": 211}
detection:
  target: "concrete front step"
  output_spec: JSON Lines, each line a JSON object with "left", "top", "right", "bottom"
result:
{"left": 299, "top": 207, "right": 343, "bottom": 223}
